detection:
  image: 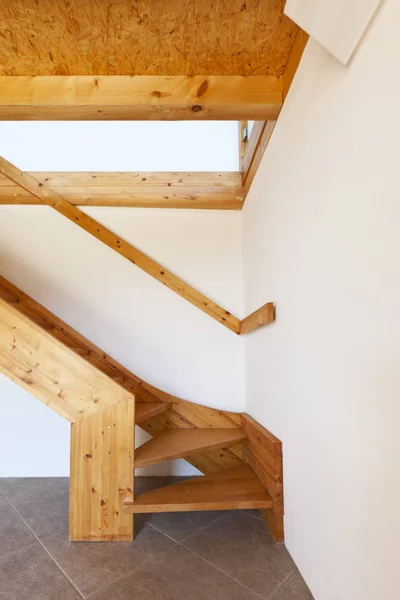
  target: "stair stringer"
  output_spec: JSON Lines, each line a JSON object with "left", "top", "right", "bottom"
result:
{"left": 0, "top": 275, "right": 244, "bottom": 474}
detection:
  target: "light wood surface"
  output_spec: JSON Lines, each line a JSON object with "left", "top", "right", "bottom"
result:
{"left": 241, "top": 414, "right": 284, "bottom": 542}
{"left": 240, "top": 302, "right": 275, "bottom": 334}
{"left": 135, "top": 429, "right": 247, "bottom": 468}
{"left": 243, "top": 121, "right": 276, "bottom": 197}
{"left": 0, "top": 275, "right": 244, "bottom": 474}
{"left": 0, "top": 171, "right": 243, "bottom": 209}
{"left": 238, "top": 121, "right": 248, "bottom": 172}
{"left": 0, "top": 157, "right": 241, "bottom": 334}
{"left": 0, "top": 1, "right": 299, "bottom": 76}
{"left": 0, "top": 298, "right": 135, "bottom": 423}
{"left": 241, "top": 121, "right": 266, "bottom": 181}
{"left": 0, "top": 76, "right": 282, "bottom": 121}
{"left": 135, "top": 402, "right": 172, "bottom": 424}
{"left": 124, "top": 465, "right": 272, "bottom": 513}
{"left": 70, "top": 398, "right": 134, "bottom": 541}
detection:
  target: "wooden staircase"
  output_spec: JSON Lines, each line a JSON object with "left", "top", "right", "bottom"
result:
{"left": 0, "top": 275, "right": 284, "bottom": 543}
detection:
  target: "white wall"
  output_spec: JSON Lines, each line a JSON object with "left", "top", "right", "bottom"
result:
{"left": 0, "top": 122, "right": 244, "bottom": 477}
{"left": 242, "top": 1, "right": 400, "bottom": 599}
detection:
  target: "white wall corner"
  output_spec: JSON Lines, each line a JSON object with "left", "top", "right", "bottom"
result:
{"left": 284, "top": 0, "right": 384, "bottom": 65}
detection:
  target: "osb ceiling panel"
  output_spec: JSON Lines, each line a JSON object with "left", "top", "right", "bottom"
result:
{"left": 0, "top": 0, "right": 298, "bottom": 76}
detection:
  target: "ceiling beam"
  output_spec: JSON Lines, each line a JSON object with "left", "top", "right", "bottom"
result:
{"left": 0, "top": 171, "right": 243, "bottom": 209}
{"left": 0, "top": 76, "right": 282, "bottom": 121}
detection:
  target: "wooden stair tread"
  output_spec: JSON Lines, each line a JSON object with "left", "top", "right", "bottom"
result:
{"left": 135, "top": 402, "right": 172, "bottom": 424}
{"left": 134, "top": 427, "right": 247, "bottom": 468}
{"left": 124, "top": 464, "right": 272, "bottom": 513}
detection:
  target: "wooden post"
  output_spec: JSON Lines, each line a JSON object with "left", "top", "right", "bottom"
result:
{"left": 69, "top": 399, "right": 135, "bottom": 541}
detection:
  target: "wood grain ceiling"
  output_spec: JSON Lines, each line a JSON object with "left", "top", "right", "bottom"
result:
{"left": 0, "top": 0, "right": 299, "bottom": 76}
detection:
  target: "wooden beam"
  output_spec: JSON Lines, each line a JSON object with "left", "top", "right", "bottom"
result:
{"left": 241, "top": 121, "right": 266, "bottom": 182}
{"left": 240, "top": 302, "right": 275, "bottom": 335}
{"left": 0, "top": 76, "right": 283, "bottom": 121}
{"left": 0, "top": 171, "right": 243, "bottom": 209}
{"left": 70, "top": 398, "right": 134, "bottom": 541}
{"left": 0, "top": 156, "right": 241, "bottom": 334}
{"left": 238, "top": 121, "right": 249, "bottom": 172}
{"left": 243, "top": 121, "right": 276, "bottom": 197}
{"left": 0, "top": 298, "right": 135, "bottom": 423}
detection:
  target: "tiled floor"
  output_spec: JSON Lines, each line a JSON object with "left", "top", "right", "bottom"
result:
{"left": 0, "top": 477, "right": 314, "bottom": 600}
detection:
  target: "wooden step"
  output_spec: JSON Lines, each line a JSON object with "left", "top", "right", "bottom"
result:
{"left": 135, "top": 402, "right": 172, "bottom": 424}
{"left": 134, "top": 428, "right": 247, "bottom": 468}
{"left": 124, "top": 464, "right": 272, "bottom": 513}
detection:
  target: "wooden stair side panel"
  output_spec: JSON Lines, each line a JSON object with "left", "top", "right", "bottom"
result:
{"left": 124, "top": 465, "right": 272, "bottom": 513}
{"left": 241, "top": 414, "right": 284, "bottom": 542}
{"left": 134, "top": 428, "right": 247, "bottom": 469}
{"left": 70, "top": 398, "right": 134, "bottom": 541}
{"left": 0, "top": 298, "right": 134, "bottom": 422}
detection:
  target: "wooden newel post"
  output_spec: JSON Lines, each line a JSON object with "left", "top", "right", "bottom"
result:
{"left": 69, "top": 399, "right": 135, "bottom": 541}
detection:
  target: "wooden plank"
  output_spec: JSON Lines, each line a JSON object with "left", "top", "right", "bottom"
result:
{"left": 124, "top": 465, "right": 272, "bottom": 513}
{"left": 239, "top": 121, "right": 249, "bottom": 172}
{"left": 0, "top": 157, "right": 241, "bottom": 334}
{"left": 243, "top": 121, "right": 276, "bottom": 197}
{"left": 241, "top": 415, "right": 284, "bottom": 542}
{"left": 70, "top": 398, "right": 134, "bottom": 541}
{"left": 241, "top": 121, "right": 265, "bottom": 181}
{"left": 135, "top": 402, "right": 172, "bottom": 424}
{"left": 135, "top": 428, "right": 247, "bottom": 469}
{"left": 0, "top": 298, "right": 135, "bottom": 423}
{"left": 0, "top": 1, "right": 299, "bottom": 77}
{"left": 0, "top": 171, "right": 244, "bottom": 209}
{"left": 240, "top": 302, "right": 275, "bottom": 335}
{"left": 0, "top": 76, "right": 282, "bottom": 121}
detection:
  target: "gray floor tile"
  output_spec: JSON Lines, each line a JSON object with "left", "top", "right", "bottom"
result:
{"left": 270, "top": 571, "right": 314, "bottom": 600}
{"left": 0, "top": 477, "right": 69, "bottom": 505}
{"left": 144, "top": 510, "right": 229, "bottom": 542}
{"left": 42, "top": 522, "right": 177, "bottom": 598}
{"left": 13, "top": 488, "right": 69, "bottom": 540}
{"left": 183, "top": 511, "right": 296, "bottom": 599}
{"left": 0, "top": 496, "right": 36, "bottom": 559}
{"left": 90, "top": 545, "right": 261, "bottom": 600}
{"left": 0, "top": 543, "right": 81, "bottom": 600}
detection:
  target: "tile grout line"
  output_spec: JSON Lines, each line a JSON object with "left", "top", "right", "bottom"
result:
{"left": 147, "top": 511, "right": 288, "bottom": 599}
{"left": 84, "top": 554, "right": 156, "bottom": 600}
{"left": 83, "top": 519, "right": 181, "bottom": 599}
{"left": 1, "top": 494, "right": 85, "bottom": 599}
{"left": 145, "top": 509, "right": 232, "bottom": 543}
{"left": 267, "top": 568, "right": 297, "bottom": 600}
{"left": 174, "top": 541, "right": 269, "bottom": 600}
